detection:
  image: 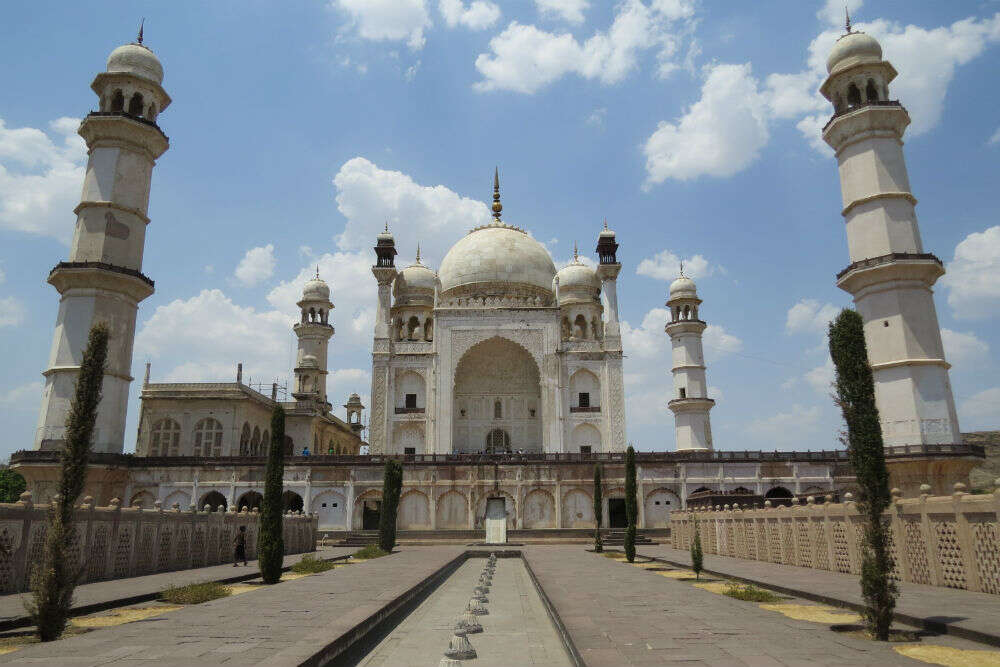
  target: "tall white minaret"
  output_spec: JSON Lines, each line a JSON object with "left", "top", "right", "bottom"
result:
{"left": 369, "top": 225, "right": 397, "bottom": 454}
{"left": 292, "top": 270, "right": 335, "bottom": 411}
{"left": 35, "top": 31, "right": 171, "bottom": 452}
{"left": 821, "top": 17, "right": 960, "bottom": 447}
{"left": 665, "top": 269, "right": 714, "bottom": 451}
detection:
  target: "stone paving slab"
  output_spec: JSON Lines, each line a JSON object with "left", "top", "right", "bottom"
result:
{"left": 628, "top": 544, "right": 1000, "bottom": 647}
{"left": 521, "top": 545, "right": 981, "bottom": 667}
{"left": 0, "top": 547, "right": 355, "bottom": 630}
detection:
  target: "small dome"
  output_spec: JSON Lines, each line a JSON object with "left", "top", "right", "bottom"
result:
{"left": 299, "top": 355, "right": 319, "bottom": 369}
{"left": 302, "top": 274, "right": 330, "bottom": 301}
{"left": 826, "top": 31, "right": 882, "bottom": 74}
{"left": 393, "top": 262, "right": 438, "bottom": 298}
{"left": 556, "top": 261, "right": 600, "bottom": 292}
{"left": 669, "top": 275, "right": 697, "bottom": 298}
{"left": 438, "top": 225, "right": 556, "bottom": 296}
{"left": 107, "top": 43, "right": 164, "bottom": 84}
{"left": 599, "top": 227, "right": 616, "bottom": 239}
{"left": 377, "top": 227, "right": 395, "bottom": 243}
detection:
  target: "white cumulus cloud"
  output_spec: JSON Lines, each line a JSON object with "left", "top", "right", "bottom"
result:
{"left": 786, "top": 299, "right": 840, "bottom": 336}
{"left": 0, "top": 296, "right": 25, "bottom": 328}
{"left": 636, "top": 249, "right": 712, "bottom": 281}
{"left": 440, "top": 0, "right": 500, "bottom": 30}
{"left": 0, "top": 117, "right": 86, "bottom": 243}
{"left": 959, "top": 387, "right": 1000, "bottom": 428}
{"left": 703, "top": 324, "right": 743, "bottom": 362}
{"left": 746, "top": 404, "right": 823, "bottom": 446}
{"left": 941, "top": 225, "right": 1000, "bottom": 319}
{"left": 804, "top": 358, "right": 835, "bottom": 395}
{"left": 643, "top": 63, "right": 769, "bottom": 184}
{"left": 335, "top": 0, "right": 432, "bottom": 50}
{"left": 941, "top": 328, "right": 989, "bottom": 366}
{"left": 333, "top": 157, "right": 491, "bottom": 264}
{"left": 0, "top": 380, "right": 42, "bottom": 410}
{"left": 535, "top": 0, "right": 589, "bottom": 24}
{"left": 234, "top": 244, "right": 276, "bottom": 287}
{"left": 474, "top": 0, "right": 693, "bottom": 94}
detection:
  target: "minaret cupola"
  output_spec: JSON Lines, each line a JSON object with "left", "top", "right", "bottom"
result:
{"left": 596, "top": 219, "right": 619, "bottom": 265}
{"left": 374, "top": 223, "right": 397, "bottom": 268}
{"left": 292, "top": 269, "right": 335, "bottom": 409}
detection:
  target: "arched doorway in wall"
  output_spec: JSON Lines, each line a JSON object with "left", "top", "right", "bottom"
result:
{"left": 282, "top": 491, "right": 304, "bottom": 513}
{"left": 453, "top": 336, "right": 542, "bottom": 453}
{"left": 237, "top": 491, "right": 263, "bottom": 511}
{"left": 764, "top": 486, "right": 793, "bottom": 499}
{"left": 200, "top": 491, "right": 227, "bottom": 512}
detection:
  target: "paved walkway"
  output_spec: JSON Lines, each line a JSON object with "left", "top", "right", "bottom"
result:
{"left": 522, "top": 545, "right": 991, "bottom": 667}
{"left": 626, "top": 544, "right": 1000, "bottom": 647}
{"left": 0, "top": 547, "right": 464, "bottom": 666}
{"left": 0, "top": 547, "right": 354, "bottom": 629}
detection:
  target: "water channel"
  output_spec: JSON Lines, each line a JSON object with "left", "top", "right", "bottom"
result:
{"left": 352, "top": 557, "right": 573, "bottom": 666}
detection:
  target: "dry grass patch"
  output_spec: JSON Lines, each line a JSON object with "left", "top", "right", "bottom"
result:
{"left": 894, "top": 645, "right": 1000, "bottom": 667}
{"left": 721, "top": 582, "right": 782, "bottom": 603}
{"left": 71, "top": 606, "right": 183, "bottom": 628}
{"left": 353, "top": 545, "right": 389, "bottom": 560}
{"left": 759, "top": 603, "right": 860, "bottom": 625}
{"left": 290, "top": 553, "right": 336, "bottom": 574}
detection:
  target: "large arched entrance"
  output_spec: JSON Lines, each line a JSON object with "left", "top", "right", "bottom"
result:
{"left": 200, "top": 491, "right": 227, "bottom": 512}
{"left": 452, "top": 336, "right": 542, "bottom": 453}
{"left": 237, "top": 491, "right": 263, "bottom": 511}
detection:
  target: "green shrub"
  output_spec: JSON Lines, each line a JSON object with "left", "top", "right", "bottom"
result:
{"left": 161, "top": 581, "right": 232, "bottom": 605}
{"left": 829, "top": 309, "right": 897, "bottom": 640}
{"left": 353, "top": 545, "right": 388, "bottom": 560}
{"left": 290, "top": 553, "right": 335, "bottom": 574}
{"left": 691, "top": 512, "right": 704, "bottom": 580}
{"left": 258, "top": 406, "right": 286, "bottom": 585}
{"left": 29, "top": 323, "right": 108, "bottom": 642}
{"left": 378, "top": 460, "right": 403, "bottom": 553}
{"left": 722, "top": 582, "right": 780, "bottom": 603}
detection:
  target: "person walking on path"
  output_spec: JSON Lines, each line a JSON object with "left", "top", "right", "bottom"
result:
{"left": 234, "top": 526, "right": 248, "bottom": 567}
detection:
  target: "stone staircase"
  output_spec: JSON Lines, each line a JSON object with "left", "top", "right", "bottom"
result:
{"left": 602, "top": 530, "right": 656, "bottom": 546}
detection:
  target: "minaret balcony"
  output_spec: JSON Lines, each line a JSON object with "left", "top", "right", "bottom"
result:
{"left": 79, "top": 112, "right": 169, "bottom": 156}
{"left": 667, "top": 396, "right": 715, "bottom": 413}
{"left": 822, "top": 102, "right": 909, "bottom": 151}
{"left": 48, "top": 261, "right": 154, "bottom": 301}
{"left": 836, "top": 252, "right": 944, "bottom": 294}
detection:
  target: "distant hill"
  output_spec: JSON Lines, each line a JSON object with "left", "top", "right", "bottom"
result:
{"left": 963, "top": 431, "right": 1000, "bottom": 491}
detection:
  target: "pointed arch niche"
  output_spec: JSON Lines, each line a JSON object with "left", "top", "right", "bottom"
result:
{"left": 451, "top": 336, "right": 542, "bottom": 454}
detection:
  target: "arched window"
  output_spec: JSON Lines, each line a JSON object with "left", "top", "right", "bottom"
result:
{"left": 683, "top": 305, "right": 690, "bottom": 320}
{"left": 485, "top": 428, "right": 510, "bottom": 454}
{"left": 561, "top": 317, "right": 570, "bottom": 339}
{"left": 407, "top": 316, "right": 420, "bottom": 340}
{"left": 111, "top": 90, "right": 124, "bottom": 112}
{"left": 193, "top": 418, "right": 224, "bottom": 456}
{"left": 128, "top": 92, "right": 144, "bottom": 116}
{"left": 764, "top": 486, "right": 793, "bottom": 499}
{"left": 494, "top": 400, "right": 503, "bottom": 419}
{"left": 146, "top": 103, "right": 156, "bottom": 120}
{"left": 239, "top": 423, "right": 251, "bottom": 456}
{"left": 200, "top": 491, "right": 227, "bottom": 511}
{"left": 260, "top": 430, "right": 269, "bottom": 456}
{"left": 847, "top": 83, "right": 862, "bottom": 107}
{"left": 237, "top": 491, "right": 263, "bottom": 512}
{"left": 833, "top": 93, "right": 844, "bottom": 113}
{"left": 573, "top": 314, "right": 588, "bottom": 339}
{"left": 284, "top": 435, "right": 294, "bottom": 456}
{"left": 424, "top": 317, "right": 433, "bottom": 341}
{"left": 282, "top": 491, "right": 304, "bottom": 512}
{"left": 149, "top": 418, "right": 181, "bottom": 456}
{"left": 394, "top": 318, "right": 404, "bottom": 341}
{"left": 250, "top": 427, "right": 261, "bottom": 456}
{"left": 865, "top": 79, "right": 878, "bottom": 103}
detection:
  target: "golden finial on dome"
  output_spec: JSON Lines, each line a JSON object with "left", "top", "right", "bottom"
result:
{"left": 679, "top": 261, "right": 686, "bottom": 278}
{"left": 845, "top": 5, "right": 852, "bottom": 34}
{"left": 137, "top": 17, "right": 145, "bottom": 45}
{"left": 492, "top": 166, "right": 503, "bottom": 222}
{"left": 603, "top": 217, "right": 608, "bottom": 230}
{"left": 315, "top": 265, "right": 320, "bottom": 279}
{"left": 415, "top": 243, "right": 421, "bottom": 264}
{"left": 573, "top": 241, "right": 579, "bottom": 262}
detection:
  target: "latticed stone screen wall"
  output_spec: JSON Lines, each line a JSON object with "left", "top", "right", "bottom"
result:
{"left": 670, "top": 490, "right": 1000, "bottom": 595}
{"left": 0, "top": 496, "right": 318, "bottom": 593}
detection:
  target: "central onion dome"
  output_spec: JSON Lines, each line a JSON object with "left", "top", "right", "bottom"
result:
{"left": 438, "top": 171, "right": 556, "bottom": 298}
{"left": 107, "top": 42, "right": 164, "bottom": 84}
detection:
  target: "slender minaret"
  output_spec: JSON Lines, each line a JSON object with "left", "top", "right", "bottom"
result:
{"left": 369, "top": 224, "right": 397, "bottom": 453}
{"left": 665, "top": 269, "right": 714, "bottom": 451}
{"left": 821, "top": 18, "right": 960, "bottom": 447}
{"left": 35, "top": 33, "right": 171, "bottom": 452}
{"left": 292, "top": 270, "right": 335, "bottom": 410}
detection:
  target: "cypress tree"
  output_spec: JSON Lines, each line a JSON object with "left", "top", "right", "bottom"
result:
{"left": 593, "top": 465, "right": 603, "bottom": 553}
{"left": 258, "top": 405, "right": 286, "bottom": 584}
{"left": 378, "top": 459, "right": 402, "bottom": 553}
{"left": 624, "top": 445, "right": 637, "bottom": 562}
{"left": 30, "top": 323, "right": 108, "bottom": 641}
{"left": 828, "top": 309, "right": 897, "bottom": 640}
{"left": 690, "top": 511, "right": 703, "bottom": 580}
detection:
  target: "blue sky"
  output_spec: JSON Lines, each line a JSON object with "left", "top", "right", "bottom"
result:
{"left": 2, "top": 0, "right": 999, "bottom": 459}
